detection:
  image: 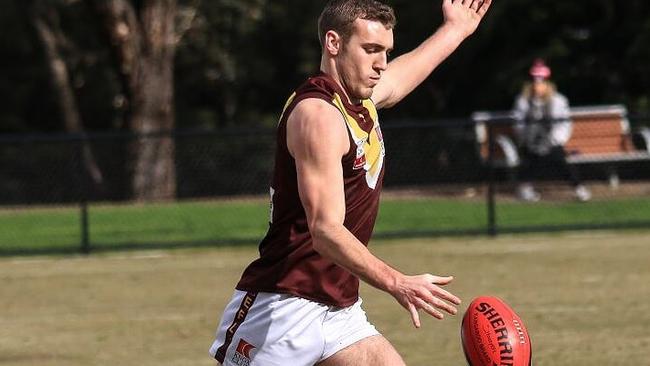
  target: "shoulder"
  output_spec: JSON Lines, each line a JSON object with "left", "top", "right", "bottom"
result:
{"left": 290, "top": 98, "right": 343, "bottom": 124}
{"left": 551, "top": 93, "right": 569, "bottom": 107}
{"left": 286, "top": 99, "right": 349, "bottom": 159}
{"left": 513, "top": 94, "right": 529, "bottom": 109}
{"left": 514, "top": 94, "right": 528, "bottom": 103}
{"left": 294, "top": 74, "right": 339, "bottom": 101}
{"left": 550, "top": 90, "right": 568, "bottom": 102}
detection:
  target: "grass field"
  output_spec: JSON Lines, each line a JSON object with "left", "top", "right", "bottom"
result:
{"left": 1, "top": 231, "right": 649, "bottom": 365}
{"left": 2, "top": 195, "right": 650, "bottom": 254}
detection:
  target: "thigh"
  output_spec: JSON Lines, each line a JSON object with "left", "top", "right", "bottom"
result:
{"left": 209, "top": 291, "right": 327, "bottom": 366}
{"left": 317, "top": 334, "right": 405, "bottom": 366}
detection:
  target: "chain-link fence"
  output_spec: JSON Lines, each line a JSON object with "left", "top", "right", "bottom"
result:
{"left": 1, "top": 114, "right": 649, "bottom": 255}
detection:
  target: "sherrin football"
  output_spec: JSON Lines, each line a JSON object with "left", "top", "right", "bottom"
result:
{"left": 461, "top": 296, "right": 532, "bottom": 366}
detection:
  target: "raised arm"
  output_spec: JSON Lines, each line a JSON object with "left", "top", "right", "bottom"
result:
{"left": 287, "top": 99, "right": 460, "bottom": 327}
{"left": 373, "top": 0, "right": 492, "bottom": 109}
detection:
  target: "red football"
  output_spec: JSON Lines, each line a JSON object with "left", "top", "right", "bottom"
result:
{"left": 461, "top": 296, "right": 532, "bottom": 366}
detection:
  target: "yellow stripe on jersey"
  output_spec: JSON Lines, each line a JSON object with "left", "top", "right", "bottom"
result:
{"left": 332, "top": 93, "right": 384, "bottom": 189}
{"left": 362, "top": 99, "right": 379, "bottom": 123}
{"left": 332, "top": 93, "right": 369, "bottom": 142}
{"left": 278, "top": 92, "right": 297, "bottom": 124}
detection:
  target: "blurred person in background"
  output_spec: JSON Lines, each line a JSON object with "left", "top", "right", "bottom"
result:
{"left": 512, "top": 59, "right": 591, "bottom": 202}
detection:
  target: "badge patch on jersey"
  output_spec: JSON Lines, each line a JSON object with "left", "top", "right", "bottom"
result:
{"left": 232, "top": 338, "right": 256, "bottom": 366}
{"left": 353, "top": 143, "right": 367, "bottom": 170}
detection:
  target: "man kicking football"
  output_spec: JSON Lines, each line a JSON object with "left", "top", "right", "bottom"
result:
{"left": 209, "top": 1, "right": 492, "bottom": 364}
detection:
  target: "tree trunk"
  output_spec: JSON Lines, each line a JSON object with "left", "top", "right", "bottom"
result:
{"left": 29, "top": 0, "right": 104, "bottom": 187}
{"left": 92, "top": 0, "right": 177, "bottom": 201}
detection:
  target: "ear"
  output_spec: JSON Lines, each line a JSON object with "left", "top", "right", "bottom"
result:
{"left": 324, "top": 30, "right": 342, "bottom": 56}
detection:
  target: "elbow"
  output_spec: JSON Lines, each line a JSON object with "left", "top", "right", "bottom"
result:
{"left": 312, "top": 238, "right": 328, "bottom": 258}
{"left": 310, "top": 223, "right": 330, "bottom": 255}
{"left": 309, "top": 221, "right": 341, "bottom": 256}
{"left": 380, "top": 100, "right": 397, "bottom": 109}
{"left": 381, "top": 89, "right": 404, "bottom": 109}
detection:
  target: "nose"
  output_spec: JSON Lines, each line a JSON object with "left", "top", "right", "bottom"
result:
{"left": 374, "top": 52, "right": 388, "bottom": 73}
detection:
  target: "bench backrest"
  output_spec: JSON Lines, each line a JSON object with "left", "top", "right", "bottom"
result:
{"left": 564, "top": 105, "right": 635, "bottom": 156}
{"left": 472, "top": 105, "right": 634, "bottom": 162}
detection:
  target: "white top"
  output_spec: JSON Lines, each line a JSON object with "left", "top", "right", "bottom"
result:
{"left": 512, "top": 92, "right": 572, "bottom": 155}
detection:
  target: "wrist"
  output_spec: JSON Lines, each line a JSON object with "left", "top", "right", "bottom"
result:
{"left": 384, "top": 269, "right": 403, "bottom": 295}
{"left": 437, "top": 22, "right": 471, "bottom": 43}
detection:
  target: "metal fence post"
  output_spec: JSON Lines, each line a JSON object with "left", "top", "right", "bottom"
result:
{"left": 486, "top": 122, "right": 498, "bottom": 237}
{"left": 80, "top": 199, "right": 90, "bottom": 254}
{"left": 77, "top": 136, "right": 91, "bottom": 254}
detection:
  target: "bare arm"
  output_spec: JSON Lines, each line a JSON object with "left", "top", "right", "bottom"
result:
{"left": 287, "top": 99, "right": 460, "bottom": 327}
{"left": 373, "top": 0, "right": 492, "bottom": 109}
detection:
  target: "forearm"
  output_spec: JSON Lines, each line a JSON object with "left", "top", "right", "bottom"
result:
{"left": 311, "top": 222, "right": 401, "bottom": 294}
{"left": 380, "top": 24, "right": 466, "bottom": 108}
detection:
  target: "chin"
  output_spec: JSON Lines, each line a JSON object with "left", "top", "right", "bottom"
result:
{"left": 355, "top": 88, "right": 373, "bottom": 100}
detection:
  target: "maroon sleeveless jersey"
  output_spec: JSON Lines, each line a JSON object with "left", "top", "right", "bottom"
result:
{"left": 236, "top": 72, "right": 386, "bottom": 307}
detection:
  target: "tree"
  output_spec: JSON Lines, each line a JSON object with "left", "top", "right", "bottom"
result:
{"left": 25, "top": 0, "right": 104, "bottom": 186}
{"left": 90, "top": 0, "right": 179, "bottom": 201}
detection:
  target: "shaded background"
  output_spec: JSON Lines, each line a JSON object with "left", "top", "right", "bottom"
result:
{"left": 2, "top": 0, "right": 649, "bottom": 134}
{"left": 1, "top": 0, "right": 649, "bottom": 254}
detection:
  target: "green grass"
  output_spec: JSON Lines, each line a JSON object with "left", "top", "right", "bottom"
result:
{"left": 1, "top": 232, "right": 649, "bottom": 365}
{"left": 88, "top": 201, "right": 268, "bottom": 248}
{"left": 0, "top": 207, "right": 82, "bottom": 251}
{"left": 376, "top": 199, "right": 488, "bottom": 233}
{"left": 2, "top": 196, "right": 650, "bottom": 254}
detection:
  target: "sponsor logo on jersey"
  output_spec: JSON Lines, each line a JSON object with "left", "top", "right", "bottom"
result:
{"left": 231, "top": 338, "right": 256, "bottom": 366}
{"left": 353, "top": 143, "right": 367, "bottom": 170}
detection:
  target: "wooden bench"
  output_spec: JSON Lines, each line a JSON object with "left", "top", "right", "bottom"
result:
{"left": 472, "top": 105, "right": 650, "bottom": 185}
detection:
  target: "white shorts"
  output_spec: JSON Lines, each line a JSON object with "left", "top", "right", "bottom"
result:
{"left": 209, "top": 290, "right": 379, "bottom": 366}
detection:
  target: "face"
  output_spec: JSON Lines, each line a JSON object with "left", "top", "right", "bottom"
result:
{"left": 532, "top": 79, "right": 549, "bottom": 97}
{"left": 335, "top": 19, "right": 394, "bottom": 101}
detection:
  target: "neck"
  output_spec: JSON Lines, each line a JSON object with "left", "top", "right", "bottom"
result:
{"left": 320, "top": 56, "right": 359, "bottom": 105}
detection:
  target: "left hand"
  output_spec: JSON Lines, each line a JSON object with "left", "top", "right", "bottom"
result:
{"left": 390, "top": 273, "right": 461, "bottom": 328}
{"left": 441, "top": 0, "right": 492, "bottom": 39}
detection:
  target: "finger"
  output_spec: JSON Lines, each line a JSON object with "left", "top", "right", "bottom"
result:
{"left": 429, "top": 285, "right": 462, "bottom": 305}
{"left": 429, "top": 296, "right": 459, "bottom": 315}
{"left": 478, "top": 0, "right": 492, "bottom": 15}
{"left": 430, "top": 275, "right": 454, "bottom": 284}
{"left": 417, "top": 289, "right": 458, "bottom": 315}
{"left": 408, "top": 302, "right": 421, "bottom": 328}
{"left": 415, "top": 297, "right": 444, "bottom": 320}
{"left": 469, "top": 0, "right": 479, "bottom": 10}
{"left": 424, "top": 275, "right": 461, "bottom": 305}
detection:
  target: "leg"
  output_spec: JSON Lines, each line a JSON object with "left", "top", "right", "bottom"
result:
{"left": 317, "top": 335, "right": 406, "bottom": 366}
{"left": 548, "top": 146, "right": 581, "bottom": 187}
{"left": 209, "top": 291, "right": 328, "bottom": 366}
{"left": 547, "top": 146, "right": 591, "bottom": 201}
{"left": 517, "top": 148, "right": 537, "bottom": 183}
{"left": 516, "top": 148, "right": 541, "bottom": 201}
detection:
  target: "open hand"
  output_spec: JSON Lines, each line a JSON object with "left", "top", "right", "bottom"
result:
{"left": 391, "top": 273, "right": 461, "bottom": 328}
{"left": 442, "top": 0, "right": 492, "bottom": 39}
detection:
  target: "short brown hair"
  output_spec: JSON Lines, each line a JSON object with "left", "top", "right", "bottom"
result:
{"left": 318, "top": 0, "right": 396, "bottom": 47}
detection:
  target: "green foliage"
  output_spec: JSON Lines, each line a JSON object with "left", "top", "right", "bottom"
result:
{"left": 1, "top": 0, "right": 649, "bottom": 133}
{"left": 175, "top": 0, "right": 325, "bottom": 128}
